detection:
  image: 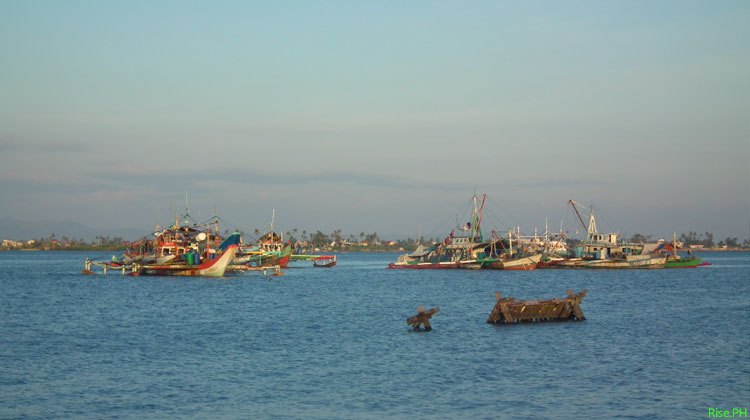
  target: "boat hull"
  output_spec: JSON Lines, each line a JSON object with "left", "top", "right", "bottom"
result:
{"left": 483, "top": 254, "right": 542, "bottom": 270}
{"left": 387, "top": 261, "right": 460, "bottom": 269}
{"left": 665, "top": 257, "right": 704, "bottom": 268}
{"left": 138, "top": 245, "right": 238, "bottom": 277}
{"left": 557, "top": 255, "right": 666, "bottom": 269}
{"left": 313, "top": 261, "right": 337, "bottom": 268}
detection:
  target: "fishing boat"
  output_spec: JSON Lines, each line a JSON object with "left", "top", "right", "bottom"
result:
{"left": 555, "top": 200, "right": 665, "bottom": 269}
{"left": 256, "top": 235, "right": 292, "bottom": 268}
{"left": 250, "top": 210, "right": 294, "bottom": 268}
{"left": 388, "top": 194, "right": 487, "bottom": 269}
{"left": 476, "top": 230, "right": 543, "bottom": 270}
{"left": 136, "top": 239, "right": 239, "bottom": 277}
{"left": 387, "top": 243, "right": 462, "bottom": 269}
{"left": 665, "top": 255, "right": 707, "bottom": 268}
{"left": 84, "top": 228, "right": 242, "bottom": 277}
{"left": 498, "top": 254, "right": 543, "bottom": 270}
{"left": 645, "top": 234, "right": 709, "bottom": 268}
{"left": 312, "top": 255, "right": 337, "bottom": 268}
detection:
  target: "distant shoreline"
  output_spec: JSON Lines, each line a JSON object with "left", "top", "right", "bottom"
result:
{"left": 2, "top": 248, "right": 749, "bottom": 253}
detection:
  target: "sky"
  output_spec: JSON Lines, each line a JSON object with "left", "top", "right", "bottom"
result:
{"left": 1, "top": 0, "right": 748, "bottom": 241}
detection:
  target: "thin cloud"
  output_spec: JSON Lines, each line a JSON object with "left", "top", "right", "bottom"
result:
{"left": 512, "top": 178, "right": 607, "bottom": 189}
{"left": 0, "top": 139, "right": 90, "bottom": 154}
{"left": 89, "top": 167, "right": 470, "bottom": 192}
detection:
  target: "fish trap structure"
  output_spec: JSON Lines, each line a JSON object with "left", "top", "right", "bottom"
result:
{"left": 487, "top": 289, "right": 587, "bottom": 324}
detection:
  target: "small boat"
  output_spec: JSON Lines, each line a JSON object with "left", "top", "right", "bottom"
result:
{"left": 388, "top": 260, "right": 461, "bottom": 269}
{"left": 255, "top": 231, "right": 293, "bottom": 268}
{"left": 648, "top": 234, "right": 709, "bottom": 268}
{"left": 498, "top": 253, "right": 543, "bottom": 270}
{"left": 312, "top": 255, "right": 337, "bottom": 268}
{"left": 666, "top": 256, "right": 707, "bottom": 268}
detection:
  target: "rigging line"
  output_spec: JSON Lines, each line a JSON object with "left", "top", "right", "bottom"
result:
{"left": 484, "top": 196, "right": 533, "bottom": 234}
{"left": 214, "top": 216, "right": 247, "bottom": 235}
{"left": 423, "top": 196, "right": 476, "bottom": 240}
{"left": 589, "top": 204, "right": 628, "bottom": 235}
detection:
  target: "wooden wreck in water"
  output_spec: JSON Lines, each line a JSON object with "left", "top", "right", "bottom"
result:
{"left": 487, "top": 289, "right": 587, "bottom": 324}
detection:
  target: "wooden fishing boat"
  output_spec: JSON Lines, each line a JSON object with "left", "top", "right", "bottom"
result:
{"left": 495, "top": 253, "right": 543, "bottom": 270}
{"left": 649, "top": 234, "right": 709, "bottom": 268}
{"left": 665, "top": 256, "right": 707, "bottom": 268}
{"left": 557, "top": 200, "right": 664, "bottom": 269}
{"left": 137, "top": 243, "right": 239, "bottom": 277}
{"left": 84, "top": 214, "right": 243, "bottom": 277}
{"left": 388, "top": 194, "right": 487, "bottom": 269}
{"left": 556, "top": 254, "right": 666, "bottom": 269}
{"left": 388, "top": 260, "right": 461, "bottom": 269}
{"left": 476, "top": 230, "right": 542, "bottom": 270}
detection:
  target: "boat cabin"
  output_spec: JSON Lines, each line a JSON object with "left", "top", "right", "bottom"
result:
{"left": 583, "top": 232, "right": 639, "bottom": 259}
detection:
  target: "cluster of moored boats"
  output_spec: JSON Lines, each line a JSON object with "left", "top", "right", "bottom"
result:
{"left": 387, "top": 195, "right": 709, "bottom": 270}
{"left": 83, "top": 216, "right": 336, "bottom": 277}
{"left": 82, "top": 194, "right": 708, "bottom": 276}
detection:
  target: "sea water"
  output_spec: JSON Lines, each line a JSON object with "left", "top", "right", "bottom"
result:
{"left": 0, "top": 251, "right": 748, "bottom": 419}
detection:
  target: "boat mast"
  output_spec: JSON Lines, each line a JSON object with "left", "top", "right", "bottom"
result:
{"left": 587, "top": 207, "right": 597, "bottom": 236}
{"left": 508, "top": 229, "right": 513, "bottom": 256}
{"left": 471, "top": 194, "right": 477, "bottom": 241}
{"left": 475, "top": 194, "right": 486, "bottom": 242}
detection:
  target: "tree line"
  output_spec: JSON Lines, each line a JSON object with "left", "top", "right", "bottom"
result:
{"left": 3, "top": 230, "right": 749, "bottom": 251}
{"left": 629, "top": 232, "right": 749, "bottom": 248}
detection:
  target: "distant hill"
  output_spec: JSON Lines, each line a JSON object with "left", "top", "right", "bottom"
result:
{"left": 0, "top": 216, "right": 145, "bottom": 242}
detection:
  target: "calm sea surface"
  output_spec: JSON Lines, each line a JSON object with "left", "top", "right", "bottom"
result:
{"left": 0, "top": 251, "right": 748, "bottom": 419}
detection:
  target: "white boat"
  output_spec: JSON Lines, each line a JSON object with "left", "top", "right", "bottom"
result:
{"left": 558, "top": 200, "right": 665, "bottom": 269}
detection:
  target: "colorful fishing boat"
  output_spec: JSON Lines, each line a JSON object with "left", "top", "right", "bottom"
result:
{"left": 312, "top": 255, "right": 337, "bottom": 268}
{"left": 665, "top": 256, "right": 707, "bottom": 268}
{"left": 84, "top": 229, "right": 242, "bottom": 277}
{"left": 647, "top": 234, "right": 709, "bottom": 268}
{"left": 136, "top": 240, "right": 239, "bottom": 277}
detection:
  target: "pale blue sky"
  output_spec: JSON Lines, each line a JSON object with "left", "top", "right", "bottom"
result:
{"left": 1, "top": 0, "right": 748, "bottom": 240}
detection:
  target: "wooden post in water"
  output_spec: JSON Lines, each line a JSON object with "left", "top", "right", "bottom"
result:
{"left": 407, "top": 306, "right": 440, "bottom": 331}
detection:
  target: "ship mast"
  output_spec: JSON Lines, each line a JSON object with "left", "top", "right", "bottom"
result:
{"left": 475, "top": 194, "right": 486, "bottom": 242}
{"left": 569, "top": 200, "right": 588, "bottom": 233}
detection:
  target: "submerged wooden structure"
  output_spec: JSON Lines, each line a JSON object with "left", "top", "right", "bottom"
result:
{"left": 407, "top": 306, "right": 440, "bottom": 331}
{"left": 487, "top": 289, "right": 587, "bottom": 324}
